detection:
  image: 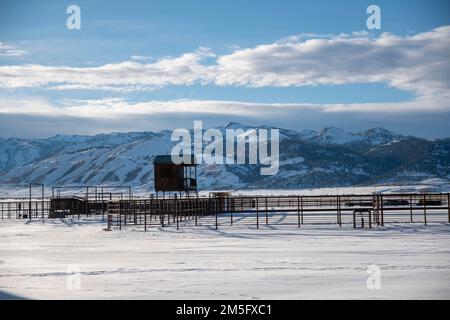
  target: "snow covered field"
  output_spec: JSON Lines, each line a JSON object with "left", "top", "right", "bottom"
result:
{"left": 1, "top": 218, "right": 450, "bottom": 299}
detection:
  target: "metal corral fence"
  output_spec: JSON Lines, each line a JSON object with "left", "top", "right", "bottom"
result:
{"left": 105, "top": 193, "right": 450, "bottom": 230}
{"left": 1, "top": 193, "right": 449, "bottom": 230}
{"left": 0, "top": 199, "right": 50, "bottom": 220}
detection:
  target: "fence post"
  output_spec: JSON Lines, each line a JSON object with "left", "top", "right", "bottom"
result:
{"left": 410, "top": 195, "right": 413, "bottom": 223}
{"left": 353, "top": 210, "right": 356, "bottom": 228}
{"left": 28, "top": 184, "right": 31, "bottom": 221}
{"left": 339, "top": 196, "right": 342, "bottom": 227}
{"left": 41, "top": 185, "right": 45, "bottom": 220}
{"left": 297, "top": 196, "right": 301, "bottom": 228}
{"left": 265, "top": 197, "right": 268, "bottom": 226}
{"left": 173, "top": 198, "right": 178, "bottom": 222}
{"left": 175, "top": 195, "right": 181, "bottom": 230}
{"left": 423, "top": 194, "right": 427, "bottom": 226}
{"left": 123, "top": 201, "right": 127, "bottom": 226}
{"left": 336, "top": 196, "right": 339, "bottom": 226}
{"left": 133, "top": 200, "right": 137, "bottom": 224}
{"left": 301, "top": 196, "right": 304, "bottom": 224}
{"left": 230, "top": 199, "right": 233, "bottom": 226}
{"left": 166, "top": 199, "right": 170, "bottom": 225}
{"left": 195, "top": 199, "right": 198, "bottom": 226}
{"left": 215, "top": 198, "right": 218, "bottom": 230}
{"left": 175, "top": 195, "right": 179, "bottom": 230}
{"left": 447, "top": 193, "right": 450, "bottom": 223}
{"left": 160, "top": 199, "right": 164, "bottom": 227}
{"left": 256, "top": 197, "right": 259, "bottom": 229}
{"left": 144, "top": 200, "right": 147, "bottom": 232}
{"left": 380, "top": 195, "right": 384, "bottom": 226}
{"left": 337, "top": 196, "right": 341, "bottom": 227}
{"left": 106, "top": 214, "right": 112, "bottom": 231}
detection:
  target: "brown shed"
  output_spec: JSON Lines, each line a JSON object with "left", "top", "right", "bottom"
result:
{"left": 153, "top": 155, "right": 198, "bottom": 192}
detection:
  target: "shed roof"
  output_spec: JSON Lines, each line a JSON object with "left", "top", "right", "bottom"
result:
{"left": 153, "top": 155, "right": 197, "bottom": 165}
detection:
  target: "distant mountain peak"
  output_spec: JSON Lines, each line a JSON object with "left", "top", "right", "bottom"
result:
{"left": 360, "top": 127, "right": 401, "bottom": 137}
{"left": 223, "top": 121, "right": 251, "bottom": 130}
{"left": 224, "top": 121, "right": 242, "bottom": 127}
{"left": 313, "top": 127, "right": 361, "bottom": 144}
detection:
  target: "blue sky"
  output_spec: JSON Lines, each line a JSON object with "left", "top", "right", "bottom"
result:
{"left": 0, "top": 0, "right": 449, "bottom": 138}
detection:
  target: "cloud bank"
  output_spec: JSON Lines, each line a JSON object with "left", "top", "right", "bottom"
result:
{"left": 0, "top": 27, "right": 449, "bottom": 102}
{"left": 1, "top": 27, "right": 449, "bottom": 137}
{"left": 1, "top": 96, "right": 449, "bottom": 139}
{"left": 0, "top": 94, "right": 446, "bottom": 121}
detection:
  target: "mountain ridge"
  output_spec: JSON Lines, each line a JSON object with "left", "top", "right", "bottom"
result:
{"left": 0, "top": 123, "right": 448, "bottom": 190}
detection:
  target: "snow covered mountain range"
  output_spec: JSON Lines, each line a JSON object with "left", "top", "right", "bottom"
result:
{"left": 0, "top": 123, "right": 449, "bottom": 190}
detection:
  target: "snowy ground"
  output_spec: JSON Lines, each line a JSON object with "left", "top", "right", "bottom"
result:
{"left": 1, "top": 218, "right": 450, "bottom": 299}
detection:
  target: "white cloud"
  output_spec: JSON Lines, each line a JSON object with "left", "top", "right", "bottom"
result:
{"left": 130, "top": 55, "right": 153, "bottom": 61}
{"left": 0, "top": 95, "right": 446, "bottom": 121}
{"left": 0, "top": 98, "right": 260, "bottom": 118}
{"left": 0, "top": 26, "right": 448, "bottom": 100}
{"left": 214, "top": 26, "right": 450, "bottom": 100}
{"left": 0, "top": 26, "right": 449, "bottom": 116}
{"left": 0, "top": 42, "right": 28, "bottom": 57}
{"left": 0, "top": 48, "right": 215, "bottom": 91}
